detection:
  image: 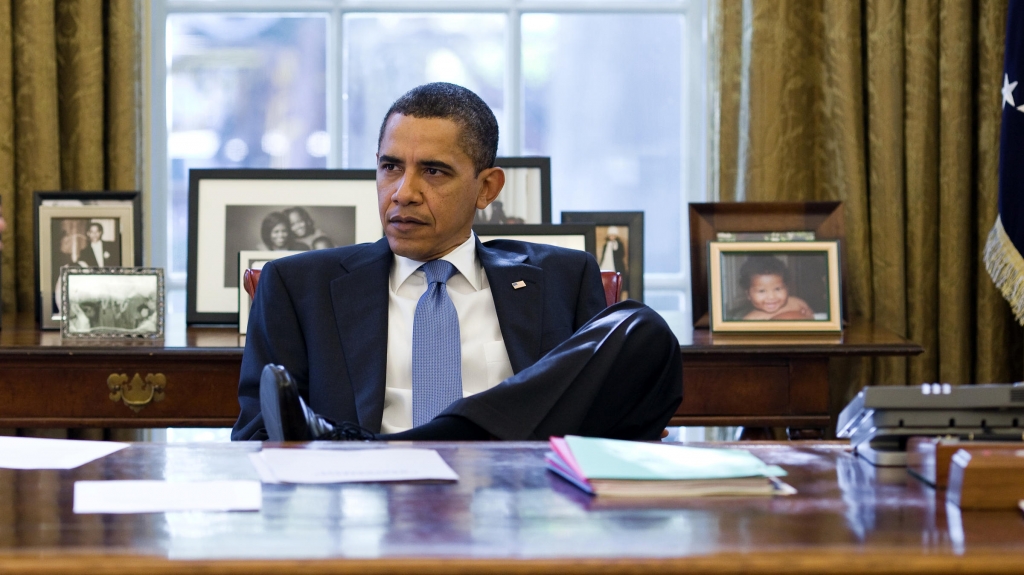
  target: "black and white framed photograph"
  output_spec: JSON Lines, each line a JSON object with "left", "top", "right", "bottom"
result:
{"left": 708, "top": 241, "right": 842, "bottom": 333}
{"left": 561, "top": 211, "right": 644, "bottom": 303}
{"left": 60, "top": 267, "right": 164, "bottom": 339}
{"left": 34, "top": 192, "right": 143, "bottom": 329}
{"left": 474, "top": 224, "right": 596, "bottom": 255}
{"left": 188, "top": 169, "right": 382, "bottom": 324}
{"left": 237, "top": 250, "right": 301, "bottom": 335}
{"left": 474, "top": 157, "right": 551, "bottom": 225}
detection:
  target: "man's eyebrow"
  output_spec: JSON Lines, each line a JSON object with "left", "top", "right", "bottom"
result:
{"left": 378, "top": 155, "right": 403, "bottom": 165}
{"left": 418, "top": 159, "right": 455, "bottom": 172}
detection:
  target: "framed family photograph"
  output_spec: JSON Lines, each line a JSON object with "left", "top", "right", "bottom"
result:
{"left": 187, "top": 169, "right": 382, "bottom": 324}
{"left": 561, "top": 211, "right": 643, "bottom": 303}
{"left": 474, "top": 224, "right": 596, "bottom": 255}
{"left": 474, "top": 157, "right": 551, "bottom": 225}
{"left": 708, "top": 241, "right": 842, "bottom": 333}
{"left": 689, "top": 201, "right": 846, "bottom": 327}
{"left": 60, "top": 267, "right": 164, "bottom": 339}
{"left": 237, "top": 250, "right": 301, "bottom": 335}
{"left": 34, "top": 192, "right": 143, "bottom": 329}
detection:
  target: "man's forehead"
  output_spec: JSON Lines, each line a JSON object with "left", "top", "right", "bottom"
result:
{"left": 380, "top": 114, "right": 472, "bottom": 164}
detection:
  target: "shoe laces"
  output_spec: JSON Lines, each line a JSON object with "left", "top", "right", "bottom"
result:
{"left": 320, "top": 421, "right": 377, "bottom": 441}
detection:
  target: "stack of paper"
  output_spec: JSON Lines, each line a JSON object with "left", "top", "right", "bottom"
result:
{"left": 249, "top": 448, "right": 459, "bottom": 484}
{"left": 546, "top": 436, "right": 794, "bottom": 498}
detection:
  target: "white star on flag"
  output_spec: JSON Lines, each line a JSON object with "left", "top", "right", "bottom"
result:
{"left": 1004, "top": 73, "right": 1019, "bottom": 108}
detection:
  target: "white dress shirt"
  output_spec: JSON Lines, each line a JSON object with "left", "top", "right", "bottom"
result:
{"left": 381, "top": 233, "right": 514, "bottom": 433}
{"left": 90, "top": 241, "right": 105, "bottom": 267}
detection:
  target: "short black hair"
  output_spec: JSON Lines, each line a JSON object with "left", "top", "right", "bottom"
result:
{"left": 377, "top": 82, "right": 499, "bottom": 174}
{"left": 738, "top": 255, "right": 789, "bottom": 290}
{"left": 88, "top": 222, "right": 103, "bottom": 234}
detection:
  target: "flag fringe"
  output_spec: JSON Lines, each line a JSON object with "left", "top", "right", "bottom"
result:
{"left": 984, "top": 216, "right": 1024, "bottom": 326}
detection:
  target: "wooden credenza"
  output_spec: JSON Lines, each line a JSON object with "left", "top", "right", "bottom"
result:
{"left": 0, "top": 312, "right": 921, "bottom": 431}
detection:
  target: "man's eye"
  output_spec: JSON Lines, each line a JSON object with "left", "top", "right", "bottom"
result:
{"left": 381, "top": 163, "right": 397, "bottom": 171}
{"left": 425, "top": 168, "right": 441, "bottom": 176}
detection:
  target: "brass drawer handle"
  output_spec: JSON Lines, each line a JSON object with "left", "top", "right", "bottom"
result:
{"left": 107, "top": 373, "right": 166, "bottom": 413}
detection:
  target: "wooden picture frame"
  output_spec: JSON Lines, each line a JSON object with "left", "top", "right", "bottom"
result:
{"left": 33, "top": 192, "right": 143, "bottom": 329}
{"left": 689, "top": 202, "right": 845, "bottom": 328}
{"left": 709, "top": 241, "right": 842, "bottom": 333}
{"left": 561, "top": 211, "right": 643, "bottom": 303}
{"left": 476, "top": 157, "right": 552, "bottom": 224}
{"left": 60, "top": 266, "right": 165, "bottom": 339}
{"left": 187, "top": 169, "right": 381, "bottom": 324}
{"left": 473, "top": 223, "right": 596, "bottom": 255}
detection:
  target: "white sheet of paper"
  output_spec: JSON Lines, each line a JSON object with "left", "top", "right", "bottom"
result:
{"left": 0, "top": 436, "right": 128, "bottom": 470}
{"left": 253, "top": 448, "right": 459, "bottom": 484}
{"left": 73, "top": 480, "right": 262, "bottom": 514}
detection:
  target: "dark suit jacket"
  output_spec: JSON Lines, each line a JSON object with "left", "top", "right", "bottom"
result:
{"left": 232, "top": 237, "right": 606, "bottom": 440}
{"left": 77, "top": 241, "right": 120, "bottom": 267}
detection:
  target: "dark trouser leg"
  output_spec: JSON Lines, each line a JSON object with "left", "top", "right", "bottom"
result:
{"left": 377, "top": 415, "right": 491, "bottom": 441}
{"left": 441, "top": 300, "right": 682, "bottom": 441}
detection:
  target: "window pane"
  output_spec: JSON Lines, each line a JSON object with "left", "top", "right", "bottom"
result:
{"left": 343, "top": 13, "right": 507, "bottom": 168}
{"left": 167, "top": 14, "right": 328, "bottom": 274}
{"left": 523, "top": 14, "right": 683, "bottom": 276}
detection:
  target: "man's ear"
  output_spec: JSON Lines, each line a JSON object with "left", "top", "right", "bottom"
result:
{"left": 475, "top": 167, "right": 505, "bottom": 209}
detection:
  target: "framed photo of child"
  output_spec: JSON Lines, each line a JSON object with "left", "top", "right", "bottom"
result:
{"left": 708, "top": 241, "right": 842, "bottom": 333}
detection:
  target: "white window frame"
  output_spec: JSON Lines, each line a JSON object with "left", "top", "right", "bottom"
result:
{"left": 147, "top": 0, "right": 707, "bottom": 317}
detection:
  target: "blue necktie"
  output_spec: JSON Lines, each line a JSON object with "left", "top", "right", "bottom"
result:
{"left": 412, "top": 259, "right": 462, "bottom": 426}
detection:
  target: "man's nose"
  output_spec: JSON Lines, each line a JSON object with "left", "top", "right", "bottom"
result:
{"left": 392, "top": 173, "right": 422, "bottom": 205}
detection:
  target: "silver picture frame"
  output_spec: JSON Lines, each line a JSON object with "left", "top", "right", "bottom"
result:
{"left": 60, "top": 267, "right": 165, "bottom": 339}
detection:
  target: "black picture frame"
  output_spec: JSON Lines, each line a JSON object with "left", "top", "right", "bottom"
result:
{"left": 474, "top": 223, "right": 596, "bottom": 256}
{"left": 561, "top": 211, "right": 644, "bottom": 303}
{"left": 187, "top": 168, "right": 380, "bottom": 325}
{"left": 33, "top": 191, "right": 143, "bottom": 328}
{"left": 477, "top": 157, "right": 552, "bottom": 224}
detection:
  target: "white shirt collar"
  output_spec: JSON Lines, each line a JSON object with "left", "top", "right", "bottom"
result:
{"left": 391, "top": 232, "right": 481, "bottom": 291}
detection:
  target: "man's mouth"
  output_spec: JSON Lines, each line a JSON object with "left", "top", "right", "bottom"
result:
{"left": 387, "top": 215, "right": 427, "bottom": 231}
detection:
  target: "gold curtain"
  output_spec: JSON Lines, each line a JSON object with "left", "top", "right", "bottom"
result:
{"left": 716, "top": 0, "right": 1023, "bottom": 415}
{"left": 0, "top": 0, "right": 141, "bottom": 440}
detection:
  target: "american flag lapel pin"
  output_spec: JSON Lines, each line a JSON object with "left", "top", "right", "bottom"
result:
{"left": 512, "top": 280, "right": 526, "bottom": 290}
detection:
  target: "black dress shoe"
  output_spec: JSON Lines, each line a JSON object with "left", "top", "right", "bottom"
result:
{"left": 259, "top": 364, "right": 376, "bottom": 441}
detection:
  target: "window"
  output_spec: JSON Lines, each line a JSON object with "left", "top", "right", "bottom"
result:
{"left": 150, "top": 0, "right": 707, "bottom": 321}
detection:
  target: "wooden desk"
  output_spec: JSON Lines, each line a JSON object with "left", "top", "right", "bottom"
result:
{"left": 0, "top": 441, "right": 1021, "bottom": 574}
{"left": 0, "top": 312, "right": 920, "bottom": 432}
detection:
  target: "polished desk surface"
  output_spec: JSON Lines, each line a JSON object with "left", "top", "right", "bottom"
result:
{"left": 0, "top": 441, "right": 1020, "bottom": 574}
{"left": 0, "top": 311, "right": 922, "bottom": 357}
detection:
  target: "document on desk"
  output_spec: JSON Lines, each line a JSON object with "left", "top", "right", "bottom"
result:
{"left": 74, "top": 480, "right": 262, "bottom": 514}
{"left": 250, "top": 448, "right": 459, "bottom": 484}
{"left": 0, "top": 436, "right": 128, "bottom": 470}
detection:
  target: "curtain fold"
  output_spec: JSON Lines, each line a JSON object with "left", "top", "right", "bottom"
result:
{"left": 716, "top": 0, "right": 1023, "bottom": 416}
{"left": 0, "top": 0, "right": 142, "bottom": 441}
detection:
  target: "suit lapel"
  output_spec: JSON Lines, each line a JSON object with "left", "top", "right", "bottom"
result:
{"left": 330, "top": 238, "right": 391, "bottom": 429}
{"left": 477, "top": 240, "right": 544, "bottom": 374}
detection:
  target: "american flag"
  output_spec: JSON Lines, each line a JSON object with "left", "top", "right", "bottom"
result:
{"left": 986, "top": 0, "right": 1024, "bottom": 324}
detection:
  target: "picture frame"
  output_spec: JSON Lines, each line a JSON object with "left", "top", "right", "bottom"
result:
{"left": 475, "top": 157, "right": 551, "bottom": 225}
{"left": 33, "top": 191, "right": 143, "bottom": 329}
{"left": 708, "top": 241, "right": 842, "bottom": 333}
{"left": 237, "top": 250, "right": 301, "bottom": 335}
{"left": 60, "top": 267, "right": 165, "bottom": 339}
{"left": 187, "top": 169, "right": 382, "bottom": 324}
{"left": 474, "top": 224, "right": 596, "bottom": 255}
{"left": 689, "top": 201, "right": 846, "bottom": 328}
{"left": 561, "top": 211, "right": 643, "bottom": 303}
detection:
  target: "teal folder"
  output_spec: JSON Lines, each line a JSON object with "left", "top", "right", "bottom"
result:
{"left": 563, "top": 435, "right": 787, "bottom": 481}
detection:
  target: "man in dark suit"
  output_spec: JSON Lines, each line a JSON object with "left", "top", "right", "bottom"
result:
{"left": 232, "top": 83, "right": 681, "bottom": 442}
{"left": 77, "top": 222, "right": 120, "bottom": 267}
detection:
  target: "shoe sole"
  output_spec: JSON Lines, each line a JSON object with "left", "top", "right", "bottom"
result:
{"left": 260, "top": 364, "right": 287, "bottom": 441}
